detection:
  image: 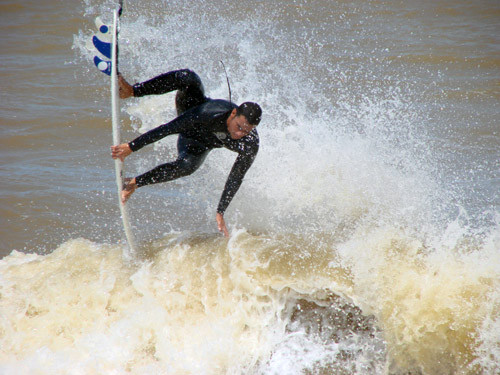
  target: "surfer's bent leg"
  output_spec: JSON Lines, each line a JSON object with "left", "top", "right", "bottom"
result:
{"left": 132, "top": 69, "right": 206, "bottom": 115}
{"left": 134, "top": 154, "right": 207, "bottom": 187}
{"left": 134, "top": 135, "right": 209, "bottom": 188}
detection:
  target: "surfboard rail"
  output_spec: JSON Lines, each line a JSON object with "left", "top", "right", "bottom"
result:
{"left": 111, "top": 9, "right": 137, "bottom": 256}
{"left": 91, "top": 8, "right": 137, "bottom": 255}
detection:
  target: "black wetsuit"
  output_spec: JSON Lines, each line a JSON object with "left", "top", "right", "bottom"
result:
{"left": 128, "top": 69, "right": 259, "bottom": 215}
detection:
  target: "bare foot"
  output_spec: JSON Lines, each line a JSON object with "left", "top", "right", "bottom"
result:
{"left": 118, "top": 73, "right": 134, "bottom": 99}
{"left": 121, "top": 178, "right": 137, "bottom": 204}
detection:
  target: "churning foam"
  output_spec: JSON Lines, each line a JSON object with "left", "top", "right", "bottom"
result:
{"left": 1, "top": 225, "right": 499, "bottom": 374}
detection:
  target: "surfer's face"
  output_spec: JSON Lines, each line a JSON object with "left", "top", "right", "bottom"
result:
{"left": 227, "top": 109, "right": 255, "bottom": 139}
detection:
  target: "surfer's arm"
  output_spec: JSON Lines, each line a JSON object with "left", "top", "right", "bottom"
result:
{"left": 216, "top": 144, "right": 258, "bottom": 216}
{"left": 215, "top": 147, "right": 257, "bottom": 237}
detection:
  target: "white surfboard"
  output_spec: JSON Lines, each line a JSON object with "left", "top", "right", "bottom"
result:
{"left": 110, "top": 9, "right": 137, "bottom": 256}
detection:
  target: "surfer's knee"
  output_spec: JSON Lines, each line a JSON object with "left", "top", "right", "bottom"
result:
{"left": 176, "top": 159, "right": 199, "bottom": 176}
{"left": 176, "top": 69, "right": 203, "bottom": 87}
{"left": 176, "top": 154, "right": 204, "bottom": 176}
{"left": 174, "top": 70, "right": 206, "bottom": 114}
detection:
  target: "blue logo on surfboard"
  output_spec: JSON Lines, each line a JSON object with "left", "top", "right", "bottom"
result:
{"left": 91, "top": 17, "right": 113, "bottom": 76}
{"left": 93, "top": 55, "right": 112, "bottom": 76}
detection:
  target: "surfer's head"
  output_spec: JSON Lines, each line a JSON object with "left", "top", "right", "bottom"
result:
{"left": 236, "top": 102, "right": 262, "bottom": 126}
{"left": 227, "top": 102, "right": 262, "bottom": 139}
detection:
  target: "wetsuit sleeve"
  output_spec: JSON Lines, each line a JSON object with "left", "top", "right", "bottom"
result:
{"left": 216, "top": 142, "right": 259, "bottom": 215}
{"left": 132, "top": 69, "right": 204, "bottom": 97}
{"left": 128, "top": 109, "right": 200, "bottom": 152}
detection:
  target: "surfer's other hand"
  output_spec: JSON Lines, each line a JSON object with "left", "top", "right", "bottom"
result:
{"left": 216, "top": 213, "right": 229, "bottom": 237}
{"left": 118, "top": 73, "right": 134, "bottom": 99}
{"left": 111, "top": 143, "right": 132, "bottom": 161}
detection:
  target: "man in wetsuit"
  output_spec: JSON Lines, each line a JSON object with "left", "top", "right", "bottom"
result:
{"left": 111, "top": 69, "right": 262, "bottom": 237}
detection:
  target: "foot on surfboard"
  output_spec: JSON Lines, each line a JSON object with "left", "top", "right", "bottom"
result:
{"left": 118, "top": 73, "right": 134, "bottom": 98}
{"left": 121, "top": 178, "right": 137, "bottom": 204}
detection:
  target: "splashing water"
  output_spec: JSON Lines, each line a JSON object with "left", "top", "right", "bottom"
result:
{"left": 2, "top": 0, "right": 499, "bottom": 373}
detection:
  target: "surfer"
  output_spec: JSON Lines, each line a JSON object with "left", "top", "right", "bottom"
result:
{"left": 111, "top": 69, "right": 262, "bottom": 237}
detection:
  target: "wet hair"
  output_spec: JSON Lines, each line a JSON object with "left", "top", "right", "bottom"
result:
{"left": 236, "top": 102, "right": 262, "bottom": 126}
